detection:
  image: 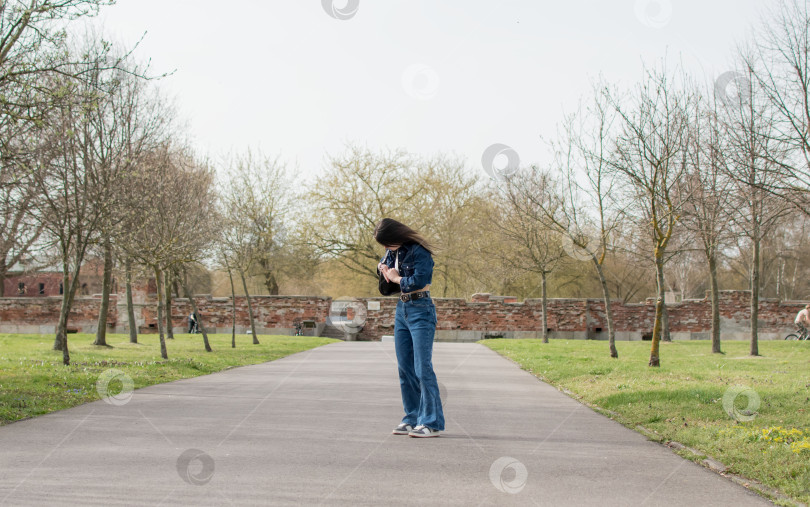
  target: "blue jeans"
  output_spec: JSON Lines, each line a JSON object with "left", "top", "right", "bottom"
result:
{"left": 394, "top": 297, "right": 445, "bottom": 431}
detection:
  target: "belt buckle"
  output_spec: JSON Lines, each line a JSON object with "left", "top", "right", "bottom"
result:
{"left": 400, "top": 293, "right": 408, "bottom": 302}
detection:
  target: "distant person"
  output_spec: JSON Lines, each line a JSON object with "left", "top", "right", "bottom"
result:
{"left": 188, "top": 312, "right": 198, "bottom": 333}
{"left": 795, "top": 304, "right": 810, "bottom": 334}
{"left": 375, "top": 217, "right": 444, "bottom": 438}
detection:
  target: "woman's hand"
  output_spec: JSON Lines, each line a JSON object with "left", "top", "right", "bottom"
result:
{"left": 380, "top": 265, "right": 401, "bottom": 283}
{"left": 378, "top": 262, "right": 391, "bottom": 282}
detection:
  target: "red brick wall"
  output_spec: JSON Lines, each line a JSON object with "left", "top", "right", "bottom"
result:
{"left": 139, "top": 295, "right": 332, "bottom": 334}
{"left": 0, "top": 295, "right": 117, "bottom": 333}
{"left": 358, "top": 291, "right": 804, "bottom": 341}
{"left": 0, "top": 290, "right": 804, "bottom": 341}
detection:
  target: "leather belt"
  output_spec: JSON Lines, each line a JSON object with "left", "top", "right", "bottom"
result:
{"left": 400, "top": 290, "right": 430, "bottom": 302}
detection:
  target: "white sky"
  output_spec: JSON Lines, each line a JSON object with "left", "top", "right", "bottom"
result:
{"left": 93, "top": 0, "right": 767, "bottom": 183}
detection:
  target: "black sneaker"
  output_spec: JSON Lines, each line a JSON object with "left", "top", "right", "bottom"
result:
{"left": 408, "top": 425, "right": 440, "bottom": 438}
{"left": 392, "top": 423, "right": 414, "bottom": 435}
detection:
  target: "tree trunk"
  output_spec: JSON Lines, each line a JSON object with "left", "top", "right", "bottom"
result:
{"left": 181, "top": 273, "right": 212, "bottom": 352}
{"left": 750, "top": 231, "right": 760, "bottom": 356}
{"left": 748, "top": 152, "right": 760, "bottom": 356}
{"left": 53, "top": 266, "right": 69, "bottom": 351}
{"left": 165, "top": 270, "right": 174, "bottom": 339}
{"left": 658, "top": 262, "right": 670, "bottom": 343}
{"left": 540, "top": 271, "right": 548, "bottom": 344}
{"left": 239, "top": 268, "right": 260, "bottom": 344}
{"left": 228, "top": 265, "right": 237, "bottom": 348}
{"left": 595, "top": 262, "right": 618, "bottom": 359}
{"left": 649, "top": 251, "right": 665, "bottom": 367}
{"left": 259, "top": 259, "right": 279, "bottom": 295}
{"left": 125, "top": 258, "right": 138, "bottom": 344}
{"left": 154, "top": 266, "right": 168, "bottom": 360}
{"left": 54, "top": 272, "right": 72, "bottom": 365}
{"left": 708, "top": 253, "right": 722, "bottom": 354}
{"left": 93, "top": 239, "right": 114, "bottom": 346}
{"left": 54, "top": 256, "right": 83, "bottom": 365}
{"left": 0, "top": 259, "right": 6, "bottom": 297}
{"left": 661, "top": 300, "right": 671, "bottom": 342}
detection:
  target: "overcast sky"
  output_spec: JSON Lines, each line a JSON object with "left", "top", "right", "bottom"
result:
{"left": 94, "top": 0, "right": 768, "bottom": 183}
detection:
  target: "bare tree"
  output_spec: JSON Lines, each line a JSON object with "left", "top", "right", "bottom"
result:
{"left": 220, "top": 192, "right": 259, "bottom": 344}
{"left": 0, "top": 0, "right": 115, "bottom": 120}
{"left": 607, "top": 63, "right": 694, "bottom": 367}
{"left": 747, "top": 0, "right": 810, "bottom": 204}
{"left": 117, "top": 144, "right": 219, "bottom": 359}
{"left": 218, "top": 149, "right": 297, "bottom": 344}
{"left": 89, "top": 52, "right": 167, "bottom": 347}
{"left": 302, "top": 145, "right": 494, "bottom": 297}
{"left": 719, "top": 57, "right": 792, "bottom": 356}
{"left": 412, "top": 154, "right": 485, "bottom": 297}
{"left": 506, "top": 86, "right": 625, "bottom": 357}
{"left": 498, "top": 169, "right": 566, "bottom": 343}
{"left": 303, "top": 145, "right": 428, "bottom": 279}
{"left": 219, "top": 250, "right": 237, "bottom": 348}
{"left": 0, "top": 1, "right": 118, "bottom": 299}
{"left": 222, "top": 149, "right": 292, "bottom": 294}
{"left": 556, "top": 87, "right": 625, "bottom": 358}
{"left": 681, "top": 87, "right": 734, "bottom": 354}
{"left": 0, "top": 147, "right": 42, "bottom": 295}
{"left": 31, "top": 38, "right": 135, "bottom": 364}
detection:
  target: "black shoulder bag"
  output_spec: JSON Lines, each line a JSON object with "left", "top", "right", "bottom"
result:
{"left": 378, "top": 251, "right": 401, "bottom": 296}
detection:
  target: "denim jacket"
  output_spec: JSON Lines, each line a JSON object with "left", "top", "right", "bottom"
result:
{"left": 378, "top": 242, "right": 434, "bottom": 294}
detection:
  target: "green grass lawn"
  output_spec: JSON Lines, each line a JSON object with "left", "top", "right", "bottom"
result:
{"left": 0, "top": 332, "right": 338, "bottom": 426}
{"left": 481, "top": 339, "right": 810, "bottom": 506}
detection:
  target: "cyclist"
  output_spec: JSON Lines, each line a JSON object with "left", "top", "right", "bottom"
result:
{"left": 794, "top": 304, "right": 810, "bottom": 337}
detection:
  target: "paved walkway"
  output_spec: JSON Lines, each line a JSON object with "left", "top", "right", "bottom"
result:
{"left": 0, "top": 342, "right": 772, "bottom": 506}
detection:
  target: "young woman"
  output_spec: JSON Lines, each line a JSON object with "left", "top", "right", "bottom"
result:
{"left": 375, "top": 218, "right": 445, "bottom": 438}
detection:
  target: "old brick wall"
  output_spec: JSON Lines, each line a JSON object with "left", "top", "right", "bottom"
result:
{"left": 136, "top": 295, "right": 332, "bottom": 335}
{"left": 0, "top": 289, "right": 804, "bottom": 342}
{"left": 0, "top": 295, "right": 118, "bottom": 334}
{"left": 358, "top": 291, "right": 804, "bottom": 342}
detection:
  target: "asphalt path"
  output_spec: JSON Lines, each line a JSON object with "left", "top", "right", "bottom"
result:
{"left": 0, "top": 342, "right": 773, "bottom": 506}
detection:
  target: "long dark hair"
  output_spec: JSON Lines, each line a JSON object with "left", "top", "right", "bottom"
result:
{"left": 374, "top": 218, "right": 434, "bottom": 254}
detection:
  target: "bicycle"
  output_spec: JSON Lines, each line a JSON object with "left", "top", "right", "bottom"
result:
{"left": 785, "top": 326, "right": 809, "bottom": 341}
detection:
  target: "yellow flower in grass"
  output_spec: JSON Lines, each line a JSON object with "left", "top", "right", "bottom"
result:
{"left": 791, "top": 439, "right": 810, "bottom": 454}
{"left": 758, "top": 426, "right": 808, "bottom": 452}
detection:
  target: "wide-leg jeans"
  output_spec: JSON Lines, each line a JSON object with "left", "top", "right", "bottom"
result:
{"left": 394, "top": 297, "right": 445, "bottom": 431}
